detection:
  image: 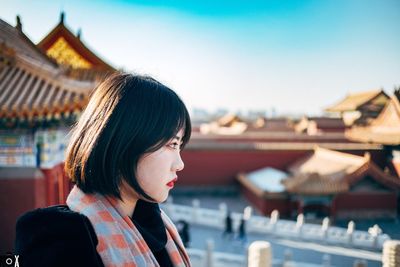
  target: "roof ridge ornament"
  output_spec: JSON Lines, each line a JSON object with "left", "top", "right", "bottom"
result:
{"left": 60, "top": 11, "right": 65, "bottom": 24}
{"left": 394, "top": 86, "right": 400, "bottom": 102}
{"left": 16, "top": 15, "right": 22, "bottom": 31}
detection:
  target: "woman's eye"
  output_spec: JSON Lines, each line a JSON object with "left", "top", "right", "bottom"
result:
{"left": 168, "top": 142, "right": 180, "bottom": 149}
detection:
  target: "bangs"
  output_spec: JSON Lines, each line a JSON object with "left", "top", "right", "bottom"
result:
{"left": 144, "top": 83, "right": 192, "bottom": 153}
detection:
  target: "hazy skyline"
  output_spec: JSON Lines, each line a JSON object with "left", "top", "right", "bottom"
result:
{"left": 1, "top": 0, "right": 399, "bottom": 116}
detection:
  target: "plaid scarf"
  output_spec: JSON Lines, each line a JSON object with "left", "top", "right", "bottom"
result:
{"left": 66, "top": 186, "right": 191, "bottom": 267}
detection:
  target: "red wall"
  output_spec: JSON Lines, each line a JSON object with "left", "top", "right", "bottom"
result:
{"left": 0, "top": 163, "right": 71, "bottom": 253}
{"left": 333, "top": 192, "right": 397, "bottom": 210}
{"left": 0, "top": 172, "right": 46, "bottom": 253}
{"left": 180, "top": 150, "right": 307, "bottom": 185}
{"left": 332, "top": 192, "right": 398, "bottom": 219}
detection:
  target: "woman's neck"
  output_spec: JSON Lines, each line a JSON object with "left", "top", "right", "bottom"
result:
{"left": 119, "top": 181, "right": 139, "bottom": 217}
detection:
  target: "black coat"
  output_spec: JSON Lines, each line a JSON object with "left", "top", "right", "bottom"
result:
{"left": 15, "top": 201, "right": 174, "bottom": 267}
{"left": 15, "top": 205, "right": 104, "bottom": 267}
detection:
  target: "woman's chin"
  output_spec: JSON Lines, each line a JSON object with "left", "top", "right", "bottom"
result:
{"left": 142, "top": 193, "right": 169, "bottom": 203}
{"left": 158, "top": 192, "right": 170, "bottom": 203}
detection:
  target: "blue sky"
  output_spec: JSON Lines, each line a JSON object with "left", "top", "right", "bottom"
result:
{"left": 1, "top": 0, "right": 399, "bottom": 116}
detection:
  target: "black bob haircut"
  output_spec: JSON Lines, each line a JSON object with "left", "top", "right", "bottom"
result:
{"left": 65, "top": 73, "right": 191, "bottom": 200}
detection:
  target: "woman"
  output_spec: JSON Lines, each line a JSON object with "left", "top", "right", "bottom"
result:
{"left": 15, "top": 73, "right": 192, "bottom": 267}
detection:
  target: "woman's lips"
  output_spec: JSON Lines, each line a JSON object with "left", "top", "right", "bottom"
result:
{"left": 166, "top": 177, "right": 178, "bottom": 188}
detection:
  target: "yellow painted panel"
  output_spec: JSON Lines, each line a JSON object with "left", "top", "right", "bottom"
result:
{"left": 46, "top": 37, "right": 92, "bottom": 69}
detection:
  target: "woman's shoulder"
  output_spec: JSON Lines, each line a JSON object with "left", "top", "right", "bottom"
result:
{"left": 15, "top": 205, "right": 104, "bottom": 267}
{"left": 17, "top": 204, "right": 84, "bottom": 225}
{"left": 16, "top": 205, "right": 91, "bottom": 243}
{"left": 17, "top": 205, "right": 86, "bottom": 224}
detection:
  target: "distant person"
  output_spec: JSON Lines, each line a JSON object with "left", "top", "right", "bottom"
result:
{"left": 222, "top": 211, "right": 233, "bottom": 240}
{"left": 177, "top": 220, "right": 191, "bottom": 248}
{"left": 15, "top": 73, "right": 192, "bottom": 267}
{"left": 237, "top": 217, "right": 247, "bottom": 244}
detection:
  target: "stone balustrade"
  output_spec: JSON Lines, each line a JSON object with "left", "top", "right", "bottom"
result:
{"left": 162, "top": 198, "right": 391, "bottom": 251}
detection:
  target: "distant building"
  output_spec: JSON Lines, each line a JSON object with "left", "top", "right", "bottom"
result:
{"left": 0, "top": 15, "right": 93, "bottom": 168}
{"left": 200, "top": 113, "right": 248, "bottom": 135}
{"left": 325, "top": 89, "right": 389, "bottom": 126}
{"left": 200, "top": 113, "right": 298, "bottom": 135}
{"left": 236, "top": 147, "right": 400, "bottom": 220}
{"left": 182, "top": 90, "right": 400, "bottom": 220}
{"left": 250, "top": 117, "right": 295, "bottom": 132}
{"left": 181, "top": 134, "right": 386, "bottom": 188}
{"left": 200, "top": 112, "right": 347, "bottom": 136}
{"left": 346, "top": 91, "right": 400, "bottom": 184}
{"left": 346, "top": 94, "right": 400, "bottom": 146}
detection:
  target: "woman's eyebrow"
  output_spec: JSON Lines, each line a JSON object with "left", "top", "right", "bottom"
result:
{"left": 174, "top": 136, "right": 183, "bottom": 142}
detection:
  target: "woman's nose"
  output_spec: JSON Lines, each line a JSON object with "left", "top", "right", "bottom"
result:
{"left": 173, "top": 153, "right": 185, "bottom": 172}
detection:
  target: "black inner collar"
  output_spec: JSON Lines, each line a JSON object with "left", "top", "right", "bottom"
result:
{"left": 130, "top": 199, "right": 167, "bottom": 252}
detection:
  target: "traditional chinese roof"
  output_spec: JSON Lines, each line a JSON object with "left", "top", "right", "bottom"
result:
{"left": 217, "top": 113, "right": 243, "bottom": 127}
{"left": 325, "top": 89, "right": 389, "bottom": 113}
{"left": 200, "top": 113, "right": 248, "bottom": 135}
{"left": 346, "top": 95, "right": 400, "bottom": 145}
{"left": 0, "top": 17, "right": 55, "bottom": 67}
{"left": 295, "top": 116, "right": 346, "bottom": 134}
{"left": 0, "top": 17, "right": 94, "bottom": 128}
{"left": 282, "top": 147, "right": 400, "bottom": 195}
{"left": 37, "top": 12, "right": 114, "bottom": 80}
{"left": 251, "top": 117, "right": 295, "bottom": 132}
{"left": 284, "top": 172, "right": 350, "bottom": 195}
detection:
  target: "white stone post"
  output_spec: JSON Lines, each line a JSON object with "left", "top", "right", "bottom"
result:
{"left": 192, "top": 199, "right": 200, "bottom": 224}
{"left": 247, "top": 241, "right": 272, "bottom": 267}
{"left": 244, "top": 206, "right": 253, "bottom": 220}
{"left": 347, "top": 221, "right": 355, "bottom": 245}
{"left": 322, "top": 217, "right": 330, "bottom": 241}
{"left": 205, "top": 239, "right": 214, "bottom": 267}
{"left": 219, "top": 202, "right": 227, "bottom": 227}
{"left": 296, "top": 213, "right": 304, "bottom": 238}
{"left": 382, "top": 240, "right": 400, "bottom": 267}
{"left": 270, "top": 210, "right": 279, "bottom": 234}
{"left": 368, "top": 224, "right": 382, "bottom": 249}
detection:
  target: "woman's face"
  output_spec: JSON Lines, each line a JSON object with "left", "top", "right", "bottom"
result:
{"left": 136, "top": 129, "right": 185, "bottom": 202}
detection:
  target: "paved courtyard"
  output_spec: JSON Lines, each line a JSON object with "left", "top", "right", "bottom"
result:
{"left": 187, "top": 224, "right": 381, "bottom": 267}
{"left": 170, "top": 191, "right": 399, "bottom": 267}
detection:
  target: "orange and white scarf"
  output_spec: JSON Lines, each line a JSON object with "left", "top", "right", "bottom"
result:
{"left": 66, "top": 185, "right": 191, "bottom": 267}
